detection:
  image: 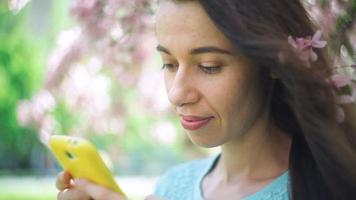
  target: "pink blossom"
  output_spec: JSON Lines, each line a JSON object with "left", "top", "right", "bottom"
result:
{"left": 16, "top": 0, "right": 156, "bottom": 143}
{"left": 288, "top": 30, "right": 327, "bottom": 63}
{"left": 8, "top": 0, "right": 30, "bottom": 13}
{"left": 39, "top": 115, "right": 55, "bottom": 145}
{"left": 329, "top": 73, "right": 352, "bottom": 88}
{"left": 46, "top": 28, "right": 82, "bottom": 89}
{"left": 17, "top": 101, "right": 32, "bottom": 126}
{"left": 70, "top": 0, "right": 96, "bottom": 19}
{"left": 328, "top": 73, "right": 355, "bottom": 104}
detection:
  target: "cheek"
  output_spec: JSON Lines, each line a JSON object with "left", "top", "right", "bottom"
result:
{"left": 216, "top": 76, "right": 247, "bottom": 108}
{"left": 213, "top": 75, "right": 251, "bottom": 124}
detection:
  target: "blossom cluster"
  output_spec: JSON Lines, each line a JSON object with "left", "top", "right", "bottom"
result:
{"left": 13, "top": 0, "right": 168, "bottom": 144}
{"left": 288, "top": 31, "right": 356, "bottom": 122}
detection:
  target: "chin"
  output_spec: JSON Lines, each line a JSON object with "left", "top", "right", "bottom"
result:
{"left": 185, "top": 130, "right": 223, "bottom": 148}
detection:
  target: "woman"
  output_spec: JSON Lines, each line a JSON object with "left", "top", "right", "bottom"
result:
{"left": 56, "top": 0, "right": 356, "bottom": 199}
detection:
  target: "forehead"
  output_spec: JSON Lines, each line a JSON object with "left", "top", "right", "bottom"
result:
{"left": 155, "top": 1, "right": 232, "bottom": 51}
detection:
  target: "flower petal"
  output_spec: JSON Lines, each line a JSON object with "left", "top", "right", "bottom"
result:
{"left": 297, "top": 38, "right": 311, "bottom": 49}
{"left": 330, "top": 74, "right": 352, "bottom": 88}
{"left": 312, "top": 30, "right": 322, "bottom": 41}
{"left": 312, "top": 40, "right": 327, "bottom": 48}
{"left": 288, "top": 36, "right": 298, "bottom": 48}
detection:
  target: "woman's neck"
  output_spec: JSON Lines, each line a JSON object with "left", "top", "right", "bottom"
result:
{"left": 216, "top": 117, "right": 291, "bottom": 183}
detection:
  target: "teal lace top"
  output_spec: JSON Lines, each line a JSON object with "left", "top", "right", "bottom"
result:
{"left": 154, "top": 155, "right": 290, "bottom": 200}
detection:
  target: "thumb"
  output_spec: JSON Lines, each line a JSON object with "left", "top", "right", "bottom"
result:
{"left": 74, "top": 179, "right": 126, "bottom": 200}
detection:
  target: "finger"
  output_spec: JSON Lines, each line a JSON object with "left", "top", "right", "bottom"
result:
{"left": 57, "top": 188, "right": 91, "bottom": 200}
{"left": 56, "top": 171, "right": 73, "bottom": 191}
{"left": 144, "top": 195, "right": 167, "bottom": 200}
{"left": 74, "top": 179, "right": 126, "bottom": 200}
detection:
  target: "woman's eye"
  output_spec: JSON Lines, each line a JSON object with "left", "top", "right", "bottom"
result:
{"left": 161, "top": 63, "right": 177, "bottom": 72}
{"left": 199, "top": 64, "right": 222, "bottom": 74}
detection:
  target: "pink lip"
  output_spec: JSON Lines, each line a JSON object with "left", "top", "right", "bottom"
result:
{"left": 180, "top": 115, "right": 213, "bottom": 130}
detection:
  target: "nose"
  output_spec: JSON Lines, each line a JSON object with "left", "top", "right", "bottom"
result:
{"left": 167, "top": 67, "right": 199, "bottom": 107}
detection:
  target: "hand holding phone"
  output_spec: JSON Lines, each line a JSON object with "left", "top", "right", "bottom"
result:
{"left": 56, "top": 170, "right": 126, "bottom": 200}
{"left": 49, "top": 135, "right": 126, "bottom": 198}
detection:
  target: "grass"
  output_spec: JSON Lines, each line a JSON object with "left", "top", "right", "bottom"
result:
{"left": 0, "top": 195, "right": 54, "bottom": 200}
{"left": 0, "top": 176, "right": 158, "bottom": 200}
{"left": 0, "top": 176, "right": 56, "bottom": 200}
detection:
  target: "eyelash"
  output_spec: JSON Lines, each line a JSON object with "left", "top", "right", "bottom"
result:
{"left": 200, "top": 65, "right": 222, "bottom": 74}
{"left": 161, "top": 63, "right": 176, "bottom": 70}
{"left": 161, "top": 63, "right": 222, "bottom": 74}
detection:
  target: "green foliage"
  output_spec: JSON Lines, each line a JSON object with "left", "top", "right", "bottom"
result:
{"left": 0, "top": 4, "right": 45, "bottom": 170}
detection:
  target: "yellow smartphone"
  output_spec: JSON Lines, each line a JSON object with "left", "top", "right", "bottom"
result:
{"left": 48, "top": 135, "right": 126, "bottom": 197}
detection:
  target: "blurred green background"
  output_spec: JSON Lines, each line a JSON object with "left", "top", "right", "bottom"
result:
{"left": 0, "top": 0, "right": 355, "bottom": 199}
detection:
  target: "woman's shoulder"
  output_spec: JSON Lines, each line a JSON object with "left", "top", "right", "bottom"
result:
{"left": 154, "top": 155, "right": 217, "bottom": 199}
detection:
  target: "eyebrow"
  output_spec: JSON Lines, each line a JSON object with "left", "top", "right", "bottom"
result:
{"left": 156, "top": 45, "right": 232, "bottom": 55}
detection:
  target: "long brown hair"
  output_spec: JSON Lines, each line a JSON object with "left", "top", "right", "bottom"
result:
{"left": 189, "top": 0, "right": 356, "bottom": 199}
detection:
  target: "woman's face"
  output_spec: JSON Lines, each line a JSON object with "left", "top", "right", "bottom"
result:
{"left": 155, "top": 1, "right": 265, "bottom": 147}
